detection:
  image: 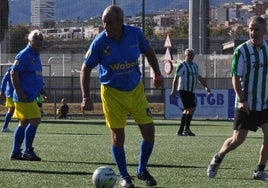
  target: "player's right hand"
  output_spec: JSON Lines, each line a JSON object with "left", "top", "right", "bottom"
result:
{"left": 0, "top": 92, "right": 5, "bottom": 98}
{"left": 81, "top": 97, "right": 94, "bottom": 113}
{"left": 153, "top": 74, "right": 164, "bottom": 88}
{"left": 170, "top": 90, "right": 177, "bottom": 98}
{"left": 238, "top": 101, "right": 249, "bottom": 115}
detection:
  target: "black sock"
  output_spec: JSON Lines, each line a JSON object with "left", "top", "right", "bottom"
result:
{"left": 256, "top": 164, "right": 265, "bottom": 172}
{"left": 185, "top": 114, "right": 192, "bottom": 130}
{"left": 217, "top": 153, "right": 224, "bottom": 159}
{"left": 215, "top": 153, "right": 224, "bottom": 163}
{"left": 178, "top": 114, "right": 186, "bottom": 133}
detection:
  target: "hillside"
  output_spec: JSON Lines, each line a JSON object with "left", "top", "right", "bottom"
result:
{"left": 9, "top": 0, "right": 252, "bottom": 25}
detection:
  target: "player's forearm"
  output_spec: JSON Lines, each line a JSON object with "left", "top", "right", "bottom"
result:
{"left": 232, "top": 76, "right": 244, "bottom": 101}
{"left": 145, "top": 47, "right": 162, "bottom": 76}
{"left": 171, "top": 76, "right": 178, "bottom": 96}
{"left": 10, "top": 71, "right": 22, "bottom": 94}
{"left": 80, "top": 64, "right": 91, "bottom": 98}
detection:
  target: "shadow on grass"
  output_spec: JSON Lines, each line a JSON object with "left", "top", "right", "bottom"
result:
{"left": 0, "top": 168, "right": 90, "bottom": 175}
{"left": 213, "top": 176, "right": 255, "bottom": 180}
{"left": 201, "top": 135, "right": 263, "bottom": 140}
{"left": 0, "top": 162, "right": 207, "bottom": 177}
{"left": 45, "top": 132, "right": 109, "bottom": 136}
{"left": 42, "top": 119, "right": 106, "bottom": 125}
{"left": 42, "top": 160, "right": 233, "bottom": 171}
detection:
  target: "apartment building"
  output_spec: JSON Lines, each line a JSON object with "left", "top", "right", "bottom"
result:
{"left": 31, "top": 0, "right": 56, "bottom": 28}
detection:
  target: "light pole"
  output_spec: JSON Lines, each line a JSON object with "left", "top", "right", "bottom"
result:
{"left": 142, "top": 0, "right": 145, "bottom": 86}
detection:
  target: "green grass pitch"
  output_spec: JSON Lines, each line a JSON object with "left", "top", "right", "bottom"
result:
{"left": 0, "top": 119, "right": 267, "bottom": 188}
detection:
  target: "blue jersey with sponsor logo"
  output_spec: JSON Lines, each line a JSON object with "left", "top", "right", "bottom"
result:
{"left": 12, "top": 45, "right": 43, "bottom": 102}
{"left": 83, "top": 25, "right": 150, "bottom": 91}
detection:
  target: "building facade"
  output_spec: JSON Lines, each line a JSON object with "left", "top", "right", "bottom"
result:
{"left": 31, "top": 0, "right": 56, "bottom": 28}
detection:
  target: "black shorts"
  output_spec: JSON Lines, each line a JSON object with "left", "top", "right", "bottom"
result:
{"left": 179, "top": 90, "right": 196, "bottom": 109}
{"left": 233, "top": 108, "right": 268, "bottom": 132}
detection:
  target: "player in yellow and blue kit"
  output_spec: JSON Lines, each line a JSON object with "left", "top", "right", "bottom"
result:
{"left": 80, "top": 5, "right": 163, "bottom": 188}
{"left": 10, "top": 29, "right": 44, "bottom": 161}
{"left": 0, "top": 66, "right": 14, "bottom": 132}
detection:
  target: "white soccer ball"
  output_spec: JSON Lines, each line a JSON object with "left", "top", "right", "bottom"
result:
{"left": 92, "top": 166, "right": 117, "bottom": 188}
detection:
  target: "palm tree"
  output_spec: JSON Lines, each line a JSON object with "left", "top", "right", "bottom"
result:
{"left": 0, "top": 0, "right": 9, "bottom": 42}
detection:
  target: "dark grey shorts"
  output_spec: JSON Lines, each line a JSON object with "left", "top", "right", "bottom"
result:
{"left": 233, "top": 108, "right": 268, "bottom": 132}
{"left": 179, "top": 90, "right": 196, "bottom": 109}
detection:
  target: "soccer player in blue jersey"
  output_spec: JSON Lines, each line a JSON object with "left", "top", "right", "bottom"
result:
{"left": 171, "top": 48, "right": 210, "bottom": 136}
{"left": 9, "top": 29, "right": 44, "bottom": 161}
{"left": 80, "top": 5, "right": 163, "bottom": 188}
{"left": 0, "top": 66, "right": 14, "bottom": 132}
{"left": 207, "top": 16, "right": 268, "bottom": 180}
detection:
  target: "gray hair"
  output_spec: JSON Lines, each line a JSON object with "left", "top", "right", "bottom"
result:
{"left": 28, "top": 29, "right": 43, "bottom": 41}
{"left": 249, "top": 16, "right": 267, "bottom": 32}
{"left": 184, "top": 48, "right": 195, "bottom": 55}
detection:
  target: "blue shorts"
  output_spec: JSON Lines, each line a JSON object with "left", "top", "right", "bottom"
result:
{"left": 101, "top": 82, "right": 153, "bottom": 128}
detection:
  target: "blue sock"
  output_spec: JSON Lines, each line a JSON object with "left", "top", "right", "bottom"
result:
{"left": 112, "top": 145, "right": 128, "bottom": 178}
{"left": 24, "top": 124, "right": 37, "bottom": 153}
{"left": 138, "top": 140, "right": 154, "bottom": 173}
{"left": 12, "top": 126, "right": 25, "bottom": 154}
{"left": 3, "top": 112, "right": 12, "bottom": 129}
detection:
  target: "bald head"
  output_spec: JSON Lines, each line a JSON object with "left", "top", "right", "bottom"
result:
{"left": 102, "top": 5, "right": 124, "bottom": 40}
{"left": 102, "top": 5, "right": 124, "bottom": 21}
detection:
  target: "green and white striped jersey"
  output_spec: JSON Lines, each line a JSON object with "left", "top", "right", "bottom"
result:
{"left": 232, "top": 40, "right": 268, "bottom": 111}
{"left": 176, "top": 61, "right": 199, "bottom": 92}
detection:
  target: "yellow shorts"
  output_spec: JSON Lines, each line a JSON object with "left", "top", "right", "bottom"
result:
{"left": 13, "top": 101, "right": 41, "bottom": 119}
{"left": 5, "top": 97, "right": 14, "bottom": 108}
{"left": 101, "top": 82, "right": 153, "bottom": 128}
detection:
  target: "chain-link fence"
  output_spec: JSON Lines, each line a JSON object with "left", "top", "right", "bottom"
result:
{"left": 0, "top": 52, "right": 233, "bottom": 103}
{"left": 0, "top": 51, "right": 233, "bottom": 118}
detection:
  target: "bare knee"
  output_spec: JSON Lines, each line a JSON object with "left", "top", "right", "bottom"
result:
{"left": 139, "top": 123, "right": 155, "bottom": 142}
{"left": 232, "top": 137, "right": 245, "bottom": 147}
{"left": 111, "top": 128, "right": 125, "bottom": 147}
{"left": 228, "top": 135, "right": 246, "bottom": 150}
{"left": 231, "top": 129, "right": 247, "bottom": 145}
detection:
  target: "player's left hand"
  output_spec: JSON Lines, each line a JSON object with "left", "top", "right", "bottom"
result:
{"left": 153, "top": 75, "right": 164, "bottom": 88}
{"left": 43, "top": 96, "right": 48, "bottom": 102}
{"left": 205, "top": 87, "right": 211, "bottom": 95}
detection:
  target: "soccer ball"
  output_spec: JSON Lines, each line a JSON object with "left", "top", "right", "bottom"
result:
{"left": 92, "top": 166, "right": 117, "bottom": 188}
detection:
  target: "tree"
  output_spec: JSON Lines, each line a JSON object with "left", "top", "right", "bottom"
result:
{"left": 0, "top": 0, "right": 9, "bottom": 42}
{"left": 144, "top": 18, "right": 156, "bottom": 40}
{"left": 168, "top": 18, "right": 188, "bottom": 39}
{"left": 210, "top": 26, "right": 230, "bottom": 37}
{"left": 9, "top": 25, "right": 29, "bottom": 53}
